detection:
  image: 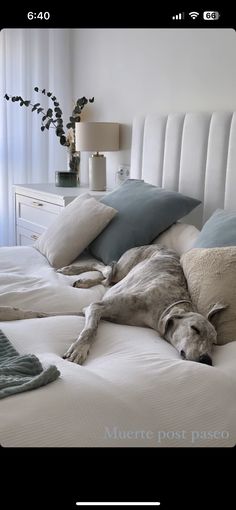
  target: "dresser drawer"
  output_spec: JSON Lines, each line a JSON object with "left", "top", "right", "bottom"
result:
{"left": 16, "top": 194, "right": 62, "bottom": 233}
{"left": 16, "top": 226, "right": 42, "bottom": 246}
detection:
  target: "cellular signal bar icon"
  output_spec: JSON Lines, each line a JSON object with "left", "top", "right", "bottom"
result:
{"left": 172, "top": 12, "right": 185, "bottom": 20}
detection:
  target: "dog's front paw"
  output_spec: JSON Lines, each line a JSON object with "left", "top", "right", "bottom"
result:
{"left": 63, "top": 342, "right": 90, "bottom": 365}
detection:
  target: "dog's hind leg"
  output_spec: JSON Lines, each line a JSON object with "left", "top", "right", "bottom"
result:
{"left": 57, "top": 264, "right": 98, "bottom": 276}
{"left": 57, "top": 261, "right": 107, "bottom": 276}
{"left": 63, "top": 301, "right": 108, "bottom": 364}
{"left": 73, "top": 277, "right": 105, "bottom": 288}
{"left": 72, "top": 263, "right": 115, "bottom": 288}
{"left": 59, "top": 261, "right": 114, "bottom": 288}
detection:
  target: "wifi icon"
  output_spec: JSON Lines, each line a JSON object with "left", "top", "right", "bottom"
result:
{"left": 189, "top": 11, "right": 199, "bottom": 19}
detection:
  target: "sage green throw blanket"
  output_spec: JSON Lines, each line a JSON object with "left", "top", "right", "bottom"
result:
{"left": 0, "top": 330, "right": 60, "bottom": 399}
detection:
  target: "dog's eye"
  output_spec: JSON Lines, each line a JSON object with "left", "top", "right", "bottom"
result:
{"left": 180, "top": 350, "right": 186, "bottom": 359}
{"left": 191, "top": 325, "right": 200, "bottom": 334}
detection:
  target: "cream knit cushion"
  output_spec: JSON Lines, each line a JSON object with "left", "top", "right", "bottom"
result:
{"left": 34, "top": 194, "right": 117, "bottom": 269}
{"left": 181, "top": 247, "right": 236, "bottom": 345}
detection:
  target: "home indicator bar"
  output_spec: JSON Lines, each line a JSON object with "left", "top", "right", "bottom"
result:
{"left": 76, "top": 504, "right": 161, "bottom": 507}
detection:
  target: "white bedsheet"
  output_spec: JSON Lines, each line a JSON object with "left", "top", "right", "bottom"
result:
{"left": 0, "top": 246, "right": 236, "bottom": 447}
{"left": 0, "top": 246, "right": 106, "bottom": 312}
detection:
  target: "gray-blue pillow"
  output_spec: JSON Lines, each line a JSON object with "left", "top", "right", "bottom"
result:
{"left": 89, "top": 179, "right": 201, "bottom": 264}
{"left": 193, "top": 209, "right": 236, "bottom": 248}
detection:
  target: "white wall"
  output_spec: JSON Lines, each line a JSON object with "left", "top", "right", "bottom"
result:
{"left": 72, "top": 29, "right": 236, "bottom": 189}
{"left": 0, "top": 29, "right": 73, "bottom": 244}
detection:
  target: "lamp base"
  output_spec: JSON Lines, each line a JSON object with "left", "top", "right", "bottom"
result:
{"left": 89, "top": 155, "right": 106, "bottom": 191}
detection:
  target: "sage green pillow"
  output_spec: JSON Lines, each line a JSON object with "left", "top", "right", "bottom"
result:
{"left": 89, "top": 179, "right": 201, "bottom": 264}
{"left": 193, "top": 209, "right": 236, "bottom": 248}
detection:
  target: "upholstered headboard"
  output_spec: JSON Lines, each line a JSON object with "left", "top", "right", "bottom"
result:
{"left": 130, "top": 112, "right": 236, "bottom": 228}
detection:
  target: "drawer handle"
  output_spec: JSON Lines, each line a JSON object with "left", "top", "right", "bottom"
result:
{"left": 32, "top": 201, "right": 44, "bottom": 207}
{"left": 31, "top": 234, "right": 39, "bottom": 240}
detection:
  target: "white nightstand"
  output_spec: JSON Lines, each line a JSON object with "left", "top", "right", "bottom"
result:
{"left": 13, "top": 183, "right": 109, "bottom": 246}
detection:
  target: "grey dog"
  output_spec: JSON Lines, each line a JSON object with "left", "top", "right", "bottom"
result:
{"left": 60, "top": 245, "right": 226, "bottom": 365}
{"left": 0, "top": 245, "right": 226, "bottom": 365}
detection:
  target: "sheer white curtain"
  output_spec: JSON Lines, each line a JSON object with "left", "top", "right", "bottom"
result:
{"left": 0, "top": 29, "right": 73, "bottom": 246}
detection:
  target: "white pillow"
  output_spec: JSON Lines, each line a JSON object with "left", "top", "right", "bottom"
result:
{"left": 153, "top": 222, "right": 200, "bottom": 255}
{"left": 34, "top": 194, "right": 117, "bottom": 269}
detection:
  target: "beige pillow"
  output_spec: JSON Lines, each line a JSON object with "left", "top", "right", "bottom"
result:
{"left": 34, "top": 194, "right": 117, "bottom": 269}
{"left": 181, "top": 247, "right": 236, "bottom": 345}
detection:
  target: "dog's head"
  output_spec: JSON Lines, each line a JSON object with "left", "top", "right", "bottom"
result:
{"left": 158, "top": 303, "right": 227, "bottom": 365}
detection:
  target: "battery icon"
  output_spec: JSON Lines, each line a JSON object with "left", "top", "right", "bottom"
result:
{"left": 203, "top": 11, "right": 220, "bottom": 20}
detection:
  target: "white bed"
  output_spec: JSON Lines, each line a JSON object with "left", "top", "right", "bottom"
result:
{"left": 1, "top": 111, "right": 236, "bottom": 447}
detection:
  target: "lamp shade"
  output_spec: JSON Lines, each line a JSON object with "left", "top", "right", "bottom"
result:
{"left": 75, "top": 122, "right": 119, "bottom": 152}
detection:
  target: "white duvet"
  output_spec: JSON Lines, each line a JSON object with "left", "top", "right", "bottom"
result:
{"left": 0, "top": 246, "right": 236, "bottom": 447}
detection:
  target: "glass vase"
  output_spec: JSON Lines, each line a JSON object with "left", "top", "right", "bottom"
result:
{"left": 67, "top": 150, "right": 80, "bottom": 185}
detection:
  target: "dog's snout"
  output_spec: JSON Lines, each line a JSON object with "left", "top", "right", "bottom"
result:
{"left": 199, "top": 354, "right": 212, "bottom": 366}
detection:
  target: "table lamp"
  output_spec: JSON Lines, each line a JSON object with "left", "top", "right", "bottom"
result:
{"left": 75, "top": 122, "right": 119, "bottom": 191}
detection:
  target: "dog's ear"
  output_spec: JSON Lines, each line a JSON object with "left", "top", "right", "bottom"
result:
{"left": 158, "top": 308, "right": 184, "bottom": 337}
{"left": 207, "top": 303, "right": 228, "bottom": 324}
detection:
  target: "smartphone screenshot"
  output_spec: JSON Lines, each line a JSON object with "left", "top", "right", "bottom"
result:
{"left": 0, "top": 7, "right": 235, "bottom": 510}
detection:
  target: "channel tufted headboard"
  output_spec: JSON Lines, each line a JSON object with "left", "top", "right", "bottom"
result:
{"left": 130, "top": 112, "right": 236, "bottom": 228}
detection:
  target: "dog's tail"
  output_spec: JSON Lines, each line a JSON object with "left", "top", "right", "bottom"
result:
{"left": 40, "top": 311, "right": 85, "bottom": 317}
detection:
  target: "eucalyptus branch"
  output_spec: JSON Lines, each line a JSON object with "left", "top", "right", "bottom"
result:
{"left": 4, "top": 88, "right": 94, "bottom": 148}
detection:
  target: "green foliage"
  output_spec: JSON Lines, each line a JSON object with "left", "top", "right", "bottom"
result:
{"left": 4, "top": 89, "right": 94, "bottom": 147}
